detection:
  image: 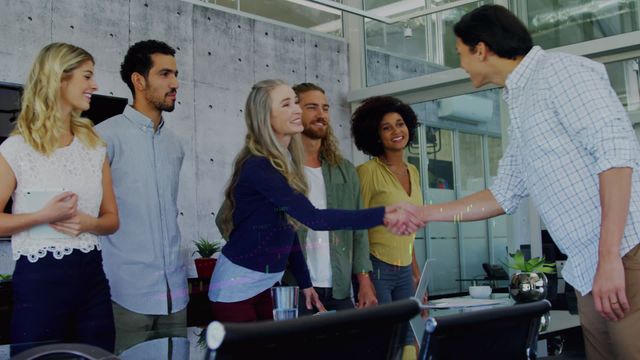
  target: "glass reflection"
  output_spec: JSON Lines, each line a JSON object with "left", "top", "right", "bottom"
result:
{"left": 512, "top": 0, "right": 639, "bottom": 49}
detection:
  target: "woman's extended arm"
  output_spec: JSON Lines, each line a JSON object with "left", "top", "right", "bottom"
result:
{"left": 245, "top": 157, "right": 385, "bottom": 231}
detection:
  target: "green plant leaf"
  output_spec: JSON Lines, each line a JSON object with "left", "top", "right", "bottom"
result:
{"left": 538, "top": 265, "right": 557, "bottom": 274}
{"left": 505, "top": 250, "right": 556, "bottom": 273}
{"left": 508, "top": 250, "right": 527, "bottom": 270}
{"left": 192, "top": 236, "right": 224, "bottom": 258}
{"left": 526, "top": 257, "right": 545, "bottom": 272}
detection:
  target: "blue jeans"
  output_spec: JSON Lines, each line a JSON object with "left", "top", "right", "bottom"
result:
{"left": 370, "top": 255, "right": 414, "bottom": 345}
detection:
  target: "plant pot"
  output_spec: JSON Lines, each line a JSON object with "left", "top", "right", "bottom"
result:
{"left": 509, "top": 271, "right": 548, "bottom": 303}
{"left": 195, "top": 258, "right": 217, "bottom": 279}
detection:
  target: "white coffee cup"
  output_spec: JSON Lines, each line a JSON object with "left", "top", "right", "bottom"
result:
{"left": 469, "top": 285, "right": 492, "bottom": 299}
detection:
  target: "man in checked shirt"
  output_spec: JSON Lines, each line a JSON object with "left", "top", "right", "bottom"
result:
{"left": 399, "top": 5, "right": 640, "bottom": 359}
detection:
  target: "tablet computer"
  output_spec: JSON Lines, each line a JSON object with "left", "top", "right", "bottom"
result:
{"left": 23, "top": 189, "right": 72, "bottom": 240}
{"left": 410, "top": 258, "right": 435, "bottom": 342}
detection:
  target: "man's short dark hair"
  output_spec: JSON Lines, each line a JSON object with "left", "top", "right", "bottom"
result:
{"left": 293, "top": 83, "right": 325, "bottom": 96}
{"left": 351, "top": 96, "right": 418, "bottom": 157}
{"left": 454, "top": 5, "right": 533, "bottom": 59}
{"left": 120, "top": 40, "right": 176, "bottom": 95}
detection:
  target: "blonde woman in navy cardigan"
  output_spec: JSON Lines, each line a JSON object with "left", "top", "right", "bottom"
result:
{"left": 208, "top": 79, "right": 422, "bottom": 322}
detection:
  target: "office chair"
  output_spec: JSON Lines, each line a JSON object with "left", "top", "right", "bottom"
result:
{"left": 207, "top": 298, "right": 420, "bottom": 360}
{"left": 482, "top": 263, "right": 509, "bottom": 280}
{"left": 11, "top": 343, "right": 119, "bottom": 360}
{"left": 419, "top": 300, "right": 551, "bottom": 360}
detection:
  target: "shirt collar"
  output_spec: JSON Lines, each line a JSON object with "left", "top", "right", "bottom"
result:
{"left": 505, "top": 46, "right": 545, "bottom": 93}
{"left": 122, "top": 105, "right": 165, "bottom": 132}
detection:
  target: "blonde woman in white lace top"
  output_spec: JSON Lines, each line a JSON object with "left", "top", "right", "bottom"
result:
{"left": 0, "top": 43, "right": 119, "bottom": 355}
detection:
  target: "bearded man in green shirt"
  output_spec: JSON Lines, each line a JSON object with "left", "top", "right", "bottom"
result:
{"left": 281, "top": 83, "right": 378, "bottom": 314}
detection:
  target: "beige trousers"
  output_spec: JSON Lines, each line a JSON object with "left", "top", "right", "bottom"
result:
{"left": 111, "top": 301, "right": 187, "bottom": 355}
{"left": 576, "top": 244, "right": 640, "bottom": 360}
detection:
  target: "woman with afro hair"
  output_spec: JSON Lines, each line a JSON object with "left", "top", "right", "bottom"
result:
{"left": 351, "top": 96, "right": 423, "bottom": 357}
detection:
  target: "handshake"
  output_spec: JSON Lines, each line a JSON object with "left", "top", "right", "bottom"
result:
{"left": 383, "top": 203, "right": 426, "bottom": 236}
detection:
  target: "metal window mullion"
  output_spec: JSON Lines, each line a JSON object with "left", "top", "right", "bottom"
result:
{"left": 417, "top": 124, "right": 431, "bottom": 263}
{"left": 624, "top": 59, "right": 640, "bottom": 111}
{"left": 453, "top": 129, "right": 464, "bottom": 292}
{"left": 434, "top": 10, "right": 445, "bottom": 65}
{"left": 344, "top": 0, "right": 366, "bottom": 90}
{"left": 482, "top": 134, "right": 495, "bottom": 264}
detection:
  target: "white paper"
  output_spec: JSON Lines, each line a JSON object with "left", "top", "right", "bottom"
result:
{"left": 424, "top": 297, "right": 507, "bottom": 309}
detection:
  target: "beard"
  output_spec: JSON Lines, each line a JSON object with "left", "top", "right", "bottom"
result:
{"left": 147, "top": 91, "right": 176, "bottom": 112}
{"left": 302, "top": 121, "right": 328, "bottom": 139}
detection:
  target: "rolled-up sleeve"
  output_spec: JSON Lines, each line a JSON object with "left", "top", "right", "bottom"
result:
{"left": 490, "top": 139, "right": 528, "bottom": 215}
{"left": 550, "top": 60, "right": 640, "bottom": 174}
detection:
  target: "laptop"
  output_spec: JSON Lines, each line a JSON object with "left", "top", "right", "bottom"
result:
{"left": 409, "top": 259, "right": 435, "bottom": 343}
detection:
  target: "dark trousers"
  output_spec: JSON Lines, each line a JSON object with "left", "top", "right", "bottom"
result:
{"left": 11, "top": 249, "right": 115, "bottom": 356}
{"left": 298, "top": 287, "right": 354, "bottom": 316}
{"left": 211, "top": 288, "right": 274, "bottom": 322}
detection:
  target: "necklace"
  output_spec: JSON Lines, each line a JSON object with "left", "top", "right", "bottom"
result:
{"left": 381, "top": 157, "right": 408, "bottom": 177}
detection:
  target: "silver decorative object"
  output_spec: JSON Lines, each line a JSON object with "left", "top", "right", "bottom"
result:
{"left": 509, "top": 272, "right": 548, "bottom": 303}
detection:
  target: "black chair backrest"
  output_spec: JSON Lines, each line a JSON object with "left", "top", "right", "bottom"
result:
{"left": 419, "top": 300, "right": 551, "bottom": 360}
{"left": 482, "top": 263, "right": 509, "bottom": 280}
{"left": 212, "top": 298, "right": 420, "bottom": 360}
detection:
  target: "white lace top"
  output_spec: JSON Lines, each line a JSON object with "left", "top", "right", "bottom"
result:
{"left": 0, "top": 135, "right": 105, "bottom": 262}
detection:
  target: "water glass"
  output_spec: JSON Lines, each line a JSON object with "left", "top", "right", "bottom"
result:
{"left": 271, "top": 286, "right": 299, "bottom": 321}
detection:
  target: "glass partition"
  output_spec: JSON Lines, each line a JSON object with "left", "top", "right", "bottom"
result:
{"left": 363, "top": 0, "right": 640, "bottom": 86}
{"left": 410, "top": 88, "right": 506, "bottom": 294}
{"left": 364, "top": 0, "right": 492, "bottom": 86}
{"left": 202, "top": 0, "right": 345, "bottom": 36}
{"left": 511, "top": 0, "right": 640, "bottom": 49}
{"left": 424, "top": 125, "right": 502, "bottom": 294}
{"left": 605, "top": 58, "right": 640, "bottom": 140}
{"left": 425, "top": 128, "right": 461, "bottom": 294}
{"left": 458, "top": 132, "right": 489, "bottom": 282}
{"left": 487, "top": 136, "right": 508, "bottom": 267}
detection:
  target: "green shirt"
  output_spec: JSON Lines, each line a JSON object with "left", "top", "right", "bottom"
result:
{"left": 284, "top": 158, "right": 373, "bottom": 300}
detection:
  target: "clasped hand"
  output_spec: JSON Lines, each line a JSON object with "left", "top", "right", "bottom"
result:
{"left": 37, "top": 192, "right": 92, "bottom": 237}
{"left": 383, "top": 203, "right": 425, "bottom": 236}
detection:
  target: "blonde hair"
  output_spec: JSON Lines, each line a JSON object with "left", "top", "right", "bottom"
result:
{"left": 219, "top": 79, "right": 308, "bottom": 238}
{"left": 12, "top": 42, "right": 104, "bottom": 155}
{"left": 317, "top": 117, "right": 343, "bottom": 166}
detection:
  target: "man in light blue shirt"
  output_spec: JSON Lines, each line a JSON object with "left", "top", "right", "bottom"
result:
{"left": 402, "top": 5, "right": 640, "bottom": 359}
{"left": 95, "top": 40, "right": 187, "bottom": 353}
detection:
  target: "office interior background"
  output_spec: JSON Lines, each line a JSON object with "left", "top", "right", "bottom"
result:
{"left": 0, "top": 0, "right": 639, "bottom": 297}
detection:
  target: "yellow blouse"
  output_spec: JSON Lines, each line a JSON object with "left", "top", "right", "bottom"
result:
{"left": 357, "top": 157, "right": 423, "bottom": 266}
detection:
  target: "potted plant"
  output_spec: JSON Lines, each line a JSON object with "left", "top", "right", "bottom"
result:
{"left": 0, "top": 274, "right": 10, "bottom": 344}
{"left": 193, "top": 237, "right": 224, "bottom": 279}
{"left": 0, "top": 274, "right": 11, "bottom": 292}
{"left": 504, "top": 250, "right": 556, "bottom": 303}
{"left": 0, "top": 274, "right": 12, "bottom": 307}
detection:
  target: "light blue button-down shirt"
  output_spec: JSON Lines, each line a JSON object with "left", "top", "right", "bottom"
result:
{"left": 96, "top": 106, "right": 187, "bottom": 315}
{"left": 491, "top": 46, "right": 640, "bottom": 295}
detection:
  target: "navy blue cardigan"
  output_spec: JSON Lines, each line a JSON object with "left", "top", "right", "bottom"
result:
{"left": 221, "top": 156, "right": 385, "bottom": 289}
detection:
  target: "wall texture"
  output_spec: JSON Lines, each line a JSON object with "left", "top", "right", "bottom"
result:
{"left": 0, "top": 0, "right": 350, "bottom": 276}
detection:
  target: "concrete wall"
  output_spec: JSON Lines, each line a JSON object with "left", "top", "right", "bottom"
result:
{"left": 0, "top": 0, "right": 350, "bottom": 276}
